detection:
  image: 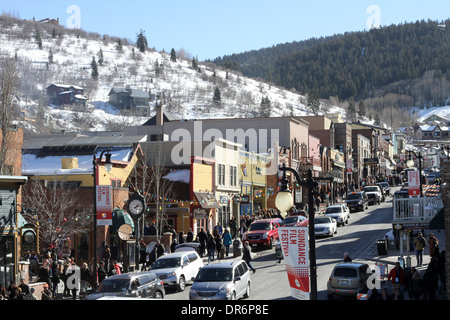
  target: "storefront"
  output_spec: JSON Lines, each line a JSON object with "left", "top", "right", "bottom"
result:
{"left": 0, "top": 176, "right": 28, "bottom": 286}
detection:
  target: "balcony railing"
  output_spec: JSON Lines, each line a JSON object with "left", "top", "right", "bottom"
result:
{"left": 393, "top": 197, "right": 443, "bottom": 222}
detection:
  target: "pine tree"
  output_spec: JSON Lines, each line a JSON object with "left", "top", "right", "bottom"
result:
{"left": 213, "top": 86, "right": 221, "bottom": 103}
{"left": 34, "top": 28, "right": 43, "bottom": 50}
{"left": 136, "top": 29, "right": 148, "bottom": 53}
{"left": 259, "top": 96, "right": 272, "bottom": 117}
{"left": 307, "top": 89, "right": 320, "bottom": 114}
{"left": 192, "top": 56, "right": 198, "bottom": 69}
{"left": 98, "top": 48, "right": 104, "bottom": 66}
{"left": 170, "top": 48, "right": 177, "bottom": 62}
{"left": 358, "top": 100, "right": 366, "bottom": 119}
{"left": 116, "top": 39, "right": 123, "bottom": 53}
{"left": 91, "top": 56, "right": 99, "bottom": 80}
{"left": 48, "top": 49, "right": 54, "bottom": 64}
{"left": 347, "top": 98, "right": 357, "bottom": 122}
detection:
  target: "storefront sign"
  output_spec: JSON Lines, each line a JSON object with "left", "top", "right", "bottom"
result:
{"left": 279, "top": 227, "right": 310, "bottom": 300}
{"left": 96, "top": 185, "right": 112, "bottom": 225}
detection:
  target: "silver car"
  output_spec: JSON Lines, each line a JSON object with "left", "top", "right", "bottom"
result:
{"left": 324, "top": 204, "right": 350, "bottom": 226}
{"left": 189, "top": 261, "right": 251, "bottom": 300}
{"left": 314, "top": 216, "right": 337, "bottom": 237}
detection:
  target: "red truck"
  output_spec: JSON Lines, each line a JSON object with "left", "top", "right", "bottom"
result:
{"left": 242, "top": 218, "right": 283, "bottom": 249}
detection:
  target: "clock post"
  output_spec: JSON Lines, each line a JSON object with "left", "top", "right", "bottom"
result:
{"left": 127, "top": 191, "right": 146, "bottom": 271}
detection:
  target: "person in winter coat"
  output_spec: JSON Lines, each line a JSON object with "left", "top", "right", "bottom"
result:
{"left": 51, "top": 261, "right": 61, "bottom": 297}
{"left": 387, "top": 262, "right": 405, "bottom": 288}
{"left": 207, "top": 235, "right": 216, "bottom": 261}
{"left": 422, "top": 260, "right": 439, "bottom": 300}
{"left": 97, "top": 260, "right": 107, "bottom": 284}
{"left": 214, "top": 233, "right": 223, "bottom": 259}
{"left": 411, "top": 269, "right": 423, "bottom": 300}
{"left": 80, "top": 262, "right": 92, "bottom": 284}
{"left": 222, "top": 229, "right": 232, "bottom": 257}
{"left": 197, "top": 228, "right": 207, "bottom": 257}
{"left": 38, "top": 259, "right": 52, "bottom": 289}
{"left": 242, "top": 241, "right": 255, "bottom": 273}
{"left": 414, "top": 233, "right": 426, "bottom": 266}
{"left": 139, "top": 238, "right": 147, "bottom": 271}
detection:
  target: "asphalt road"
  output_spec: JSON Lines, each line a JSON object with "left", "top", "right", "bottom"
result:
{"left": 164, "top": 189, "right": 398, "bottom": 300}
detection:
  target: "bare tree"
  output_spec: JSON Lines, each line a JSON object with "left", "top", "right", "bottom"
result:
{"left": 0, "top": 55, "right": 19, "bottom": 174}
{"left": 129, "top": 143, "right": 176, "bottom": 238}
{"left": 21, "top": 178, "right": 93, "bottom": 247}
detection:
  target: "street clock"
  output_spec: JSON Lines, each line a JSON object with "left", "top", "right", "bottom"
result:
{"left": 128, "top": 192, "right": 146, "bottom": 217}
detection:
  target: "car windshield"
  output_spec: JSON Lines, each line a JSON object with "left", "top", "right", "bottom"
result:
{"left": 96, "top": 279, "right": 130, "bottom": 293}
{"left": 326, "top": 207, "right": 341, "bottom": 214}
{"left": 315, "top": 218, "right": 331, "bottom": 224}
{"left": 380, "top": 182, "right": 388, "bottom": 187}
{"left": 195, "top": 268, "right": 233, "bottom": 282}
{"left": 346, "top": 194, "right": 361, "bottom": 200}
{"left": 152, "top": 257, "right": 181, "bottom": 269}
{"left": 364, "top": 187, "right": 378, "bottom": 192}
{"left": 249, "top": 222, "right": 270, "bottom": 231}
{"left": 283, "top": 217, "right": 299, "bottom": 224}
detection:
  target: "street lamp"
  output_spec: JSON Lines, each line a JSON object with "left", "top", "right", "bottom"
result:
{"left": 92, "top": 147, "right": 112, "bottom": 288}
{"left": 275, "top": 163, "right": 319, "bottom": 300}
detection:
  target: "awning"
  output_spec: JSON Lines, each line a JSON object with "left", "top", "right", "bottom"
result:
{"left": 111, "top": 209, "right": 135, "bottom": 233}
{"left": 429, "top": 209, "right": 445, "bottom": 230}
{"left": 332, "top": 160, "right": 346, "bottom": 168}
{"left": 194, "top": 192, "right": 220, "bottom": 209}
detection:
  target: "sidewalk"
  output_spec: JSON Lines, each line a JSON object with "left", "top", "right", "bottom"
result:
{"left": 363, "top": 229, "right": 446, "bottom": 300}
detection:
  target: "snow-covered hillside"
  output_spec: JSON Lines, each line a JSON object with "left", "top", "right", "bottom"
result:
{"left": 0, "top": 18, "right": 344, "bottom": 133}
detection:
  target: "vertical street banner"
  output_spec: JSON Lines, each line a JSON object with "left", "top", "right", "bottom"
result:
{"left": 279, "top": 227, "right": 310, "bottom": 300}
{"left": 408, "top": 170, "right": 420, "bottom": 197}
{"left": 96, "top": 185, "right": 112, "bottom": 225}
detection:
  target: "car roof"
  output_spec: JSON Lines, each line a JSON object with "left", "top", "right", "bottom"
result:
{"left": 251, "top": 218, "right": 280, "bottom": 223}
{"left": 201, "top": 261, "right": 242, "bottom": 269}
{"left": 326, "top": 204, "right": 343, "bottom": 208}
{"left": 157, "top": 251, "right": 193, "bottom": 259}
{"left": 333, "top": 262, "right": 368, "bottom": 268}
{"left": 103, "top": 271, "right": 158, "bottom": 280}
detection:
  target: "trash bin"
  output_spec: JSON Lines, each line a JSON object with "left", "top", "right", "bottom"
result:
{"left": 233, "top": 239, "right": 242, "bottom": 257}
{"left": 377, "top": 239, "right": 388, "bottom": 256}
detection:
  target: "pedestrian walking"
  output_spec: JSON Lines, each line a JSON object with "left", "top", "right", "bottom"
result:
{"left": 428, "top": 233, "right": 439, "bottom": 259}
{"left": 222, "top": 229, "right": 232, "bottom": 257}
{"left": 411, "top": 269, "right": 423, "bottom": 300}
{"left": 414, "top": 233, "right": 426, "bottom": 266}
{"left": 197, "top": 228, "right": 207, "bottom": 258}
{"left": 207, "top": 235, "right": 216, "bottom": 261}
{"left": 186, "top": 228, "right": 194, "bottom": 243}
{"left": 51, "top": 261, "right": 61, "bottom": 297}
{"left": 139, "top": 238, "right": 147, "bottom": 271}
{"left": 80, "top": 262, "right": 92, "bottom": 284}
{"left": 343, "top": 252, "right": 352, "bottom": 262}
{"left": 242, "top": 241, "right": 256, "bottom": 274}
{"left": 97, "top": 260, "right": 107, "bottom": 284}
{"left": 214, "top": 233, "right": 223, "bottom": 259}
{"left": 422, "top": 259, "right": 439, "bottom": 300}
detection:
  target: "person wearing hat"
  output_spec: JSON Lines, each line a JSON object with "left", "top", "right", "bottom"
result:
{"left": 414, "top": 233, "right": 426, "bottom": 267}
{"left": 42, "top": 283, "right": 52, "bottom": 300}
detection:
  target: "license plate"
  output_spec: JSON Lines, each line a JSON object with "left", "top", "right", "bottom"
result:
{"left": 252, "top": 244, "right": 257, "bottom": 247}
{"left": 339, "top": 279, "right": 350, "bottom": 285}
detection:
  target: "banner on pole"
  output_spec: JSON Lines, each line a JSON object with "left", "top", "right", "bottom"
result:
{"left": 96, "top": 185, "right": 112, "bottom": 225}
{"left": 408, "top": 170, "right": 420, "bottom": 197}
{"left": 279, "top": 227, "right": 310, "bottom": 300}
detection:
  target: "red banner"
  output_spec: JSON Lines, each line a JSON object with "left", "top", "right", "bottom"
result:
{"left": 279, "top": 227, "right": 310, "bottom": 300}
{"left": 96, "top": 185, "right": 112, "bottom": 225}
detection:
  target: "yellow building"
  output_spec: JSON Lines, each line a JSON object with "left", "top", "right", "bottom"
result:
{"left": 239, "top": 151, "right": 268, "bottom": 216}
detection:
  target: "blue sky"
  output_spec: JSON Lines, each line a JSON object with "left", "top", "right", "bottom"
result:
{"left": 2, "top": 1, "right": 449, "bottom": 60}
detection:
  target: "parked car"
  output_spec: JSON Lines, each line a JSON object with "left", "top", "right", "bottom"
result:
{"left": 378, "top": 182, "right": 390, "bottom": 196}
{"left": 151, "top": 251, "right": 204, "bottom": 291}
{"left": 85, "top": 271, "right": 165, "bottom": 300}
{"left": 282, "top": 215, "right": 307, "bottom": 227}
{"left": 344, "top": 191, "right": 368, "bottom": 212}
{"left": 327, "top": 262, "right": 370, "bottom": 299}
{"left": 375, "top": 183, "right": 386, "bottom": 202}
{"left": 242, "top": 218, "right": 282, "bottom": 249}
{"left": 314, "top": 216, "right": 337, "bottom": 237}
{"left": 363, "top": 185, "right": 383, "bottom": 205}
{"left": 189, "top": 260, "right": 251, "bottom": 300}
{"left": 324, "top": 204, "right": 350, "bottom": 226}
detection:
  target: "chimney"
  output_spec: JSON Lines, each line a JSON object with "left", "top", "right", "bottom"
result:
{"left": 156, "top": 101, "right": 163, "bottom": 126}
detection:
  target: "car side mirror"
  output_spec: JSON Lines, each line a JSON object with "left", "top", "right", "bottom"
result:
{"left": 234, "top": 276, "right": 241, "bottom": 283}
{"left": 191, "top": 277, "right": 196, "bottom": 281}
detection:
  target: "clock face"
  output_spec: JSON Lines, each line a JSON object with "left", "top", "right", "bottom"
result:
{"left": 129, "top": 198, "right": 144, "bottom": 215}
{"left": 23, "top": 230, "right": 36, "bottom": 244}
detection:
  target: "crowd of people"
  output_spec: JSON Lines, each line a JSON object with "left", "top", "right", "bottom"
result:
{"left": 363, "top": 232, "right": 446, "bottom": 301}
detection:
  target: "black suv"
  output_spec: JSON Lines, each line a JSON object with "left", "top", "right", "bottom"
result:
{"left": 344, "top": 191, "right": 369, "bottom": 212}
